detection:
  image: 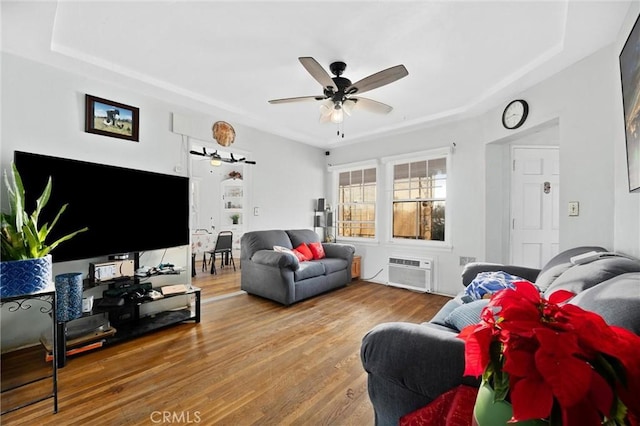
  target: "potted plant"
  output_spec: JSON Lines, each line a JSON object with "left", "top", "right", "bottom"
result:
{"left": 1, "top": 163, "right": 88, "bottom": 297}
{"left": 230, "top": 214, "right": 240, "bottom": 225}
{"left": 458, "top": 280, "right": 640, "bottom": 426}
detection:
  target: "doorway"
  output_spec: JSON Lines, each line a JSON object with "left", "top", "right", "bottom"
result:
{"left": 189, "top": 141, "right": 249, "bottom": 299}
{"left": 510, "top": 146, "right": 560, "bottom": 268}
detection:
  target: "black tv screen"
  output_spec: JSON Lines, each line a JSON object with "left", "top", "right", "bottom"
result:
{"left": 13, "top": 151, "right": 190, "bottom": 263}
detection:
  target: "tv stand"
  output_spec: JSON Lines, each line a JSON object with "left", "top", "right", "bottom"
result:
{"left": 46, "top": 279, "right": 200, "bottom": 368}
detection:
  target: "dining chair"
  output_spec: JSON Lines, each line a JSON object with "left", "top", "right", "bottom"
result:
{"left": 206, "top": 231, "right": 235, "bottom": 274}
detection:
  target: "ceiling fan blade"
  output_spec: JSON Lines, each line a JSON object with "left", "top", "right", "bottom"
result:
{"left": 346, "top": 64, "right": 408, "bottom": 95}
{"left": 348, "top": 97, "right": 393, "bottom": 114}
{"left": 299, "top": 57, "right": 337, "bottom": 91}
{"left": 268, "top": 95, "right": 325, "bottom": 104}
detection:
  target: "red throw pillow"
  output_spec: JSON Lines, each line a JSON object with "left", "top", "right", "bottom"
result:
{"left": 294, "top": 243, "right": 313, "bottom": 261}
{"left": 291, "top": 249, "right": 306, "bottom": 262}
{"left": 308, "top": 242, "right": 326, "bottom": 260}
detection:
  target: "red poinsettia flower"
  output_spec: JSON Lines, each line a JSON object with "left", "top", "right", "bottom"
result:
{"left": 458, "top": 321, "right": 494, "bottom": 377}
{"left": 457, "top": 280, "right": 640, "bottom": 426}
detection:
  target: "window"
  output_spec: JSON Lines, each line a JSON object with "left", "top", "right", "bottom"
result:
{"left": 392, "top": 157, "right": 447, "bottom": 241}
{"left": 336, "top": 167, "right": 376, "bottom": 239}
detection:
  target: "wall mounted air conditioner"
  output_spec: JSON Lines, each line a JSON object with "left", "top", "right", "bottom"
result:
{"left": 388, "top": 257, "right": 433, "bottom": 293}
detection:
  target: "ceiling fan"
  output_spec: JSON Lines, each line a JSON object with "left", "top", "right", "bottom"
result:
{"left": 268, "top": 57, "right": 409, "bottom": 124}
{"left": 189, "top": 147, "right": 256, "bottom": 166}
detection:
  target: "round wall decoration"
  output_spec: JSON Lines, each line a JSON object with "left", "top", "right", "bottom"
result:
{"left": 212, "top": 121, "right": 236, "bottom": 147}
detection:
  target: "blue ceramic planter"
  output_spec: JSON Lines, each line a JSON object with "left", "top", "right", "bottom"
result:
{"left": 0, "top": 255, "right": 53, "bottom": 298}
{"left": 54, "top": 272, "right": 84, "bottom": 322}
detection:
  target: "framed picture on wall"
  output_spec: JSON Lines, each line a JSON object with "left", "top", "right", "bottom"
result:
{"left": 85, "top": 94, "right": 139, "bottom": 142}
{"left": 619, "top": 13, "right": 640, "bottom": 193}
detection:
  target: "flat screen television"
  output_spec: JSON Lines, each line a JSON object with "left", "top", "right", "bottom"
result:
{"left": 13, "top": 151, "right": 190, "bottom": 263}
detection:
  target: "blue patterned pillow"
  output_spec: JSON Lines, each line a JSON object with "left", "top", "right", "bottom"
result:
{"left": 464, "top": 271, "right": 528, "bottom": 301}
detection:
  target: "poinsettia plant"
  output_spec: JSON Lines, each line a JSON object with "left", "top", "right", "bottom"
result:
{"left": 457, "top": 280, "right": 640, "bottom": 426}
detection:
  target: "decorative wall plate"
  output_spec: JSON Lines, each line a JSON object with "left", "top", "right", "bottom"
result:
{"left": 212, "top": 121, "right": 236, "bottom": 146}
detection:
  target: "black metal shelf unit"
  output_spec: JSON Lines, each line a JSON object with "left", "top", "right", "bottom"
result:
{"left": 313, "top": 198, "right": 335, "bottom": 242}
{"left": 54, "top": 284, "right": 200, "bottom": 368}
{"left": 1, "top": 290, "right": 58, "bottom": 415}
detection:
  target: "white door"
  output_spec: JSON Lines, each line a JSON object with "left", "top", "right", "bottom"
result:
{"left": 510, "top": 147, "right": 560, "bottom": 268}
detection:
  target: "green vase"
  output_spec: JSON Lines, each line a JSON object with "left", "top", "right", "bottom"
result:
{"left": 474, "top": 381, "right": 547, "bottom": 426}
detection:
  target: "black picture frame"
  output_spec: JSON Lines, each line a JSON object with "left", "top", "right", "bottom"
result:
{"left": 85, "top": 94, "right": 139, "bottom": 142}
{"left": 619, "top": 13, "right": 640, "bottom": 193}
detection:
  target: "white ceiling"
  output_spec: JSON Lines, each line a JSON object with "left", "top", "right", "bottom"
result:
{"left": 1, "top": 1, "right": 633, "bottom": 148}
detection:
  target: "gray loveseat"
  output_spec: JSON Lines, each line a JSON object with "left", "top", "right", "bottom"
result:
{"left": 240, "top": 229, "right": 355, "bottom": 305}
{"left": 360, "top": 246, "right": 640, "bottom": 425}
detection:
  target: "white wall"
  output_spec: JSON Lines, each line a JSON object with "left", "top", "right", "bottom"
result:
{"left": 326, "top": 119, "right": 486, "bottom": 296}
{"left": 171, "top": 111, "right": 327, "bottom": 232}
{"left": 0, "top": 53, "right": 325, "bottom": 350}
{"left": 613, "top": 5, "right": 640, "bottom": 257}
{"left": 481, "top": 7, "right": 639, "bottom": 258}
{"left": 482, "top": 47, "right": 619, "bottom": 252}
{"left": 328, "top": 5, "right": 640, "bottom": 295}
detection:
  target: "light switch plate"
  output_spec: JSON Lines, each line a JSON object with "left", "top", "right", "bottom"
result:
{"left": 568, "top": 201, "right": 579, "bottom": 216}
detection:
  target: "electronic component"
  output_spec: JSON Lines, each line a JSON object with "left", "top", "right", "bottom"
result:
{"left": 90, "top": 260, "right": 135, "bottom": 282}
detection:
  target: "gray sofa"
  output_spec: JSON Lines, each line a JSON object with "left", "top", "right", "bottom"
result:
{"left": 240, "top": 229, "right": 355, "bottom": 305}
{"left": 360, "top": 246, "right": 640, "bottom": 425}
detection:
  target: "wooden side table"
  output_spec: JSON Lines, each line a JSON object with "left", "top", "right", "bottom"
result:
{"left": 351, "top": 255, "right": 361, "bottom": 280}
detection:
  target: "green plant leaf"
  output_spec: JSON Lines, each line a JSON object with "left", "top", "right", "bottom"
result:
{"left": 1, "top": 162, "right": 88, "bottom": 260}
{"left": 45, "top": 226, "right": 89, "bottom": 256}
{"left": 34, "top": 176, "right": 52, "bottom": 221}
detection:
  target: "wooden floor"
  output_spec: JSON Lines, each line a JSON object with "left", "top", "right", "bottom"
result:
{"left": 1, "top": 269, "right": 451, "bottom": 426}
{"left": 193, "top": 258, "right": 243, "bottom": 301}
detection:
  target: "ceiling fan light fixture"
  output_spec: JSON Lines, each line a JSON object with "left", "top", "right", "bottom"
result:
{"left": 319, "top": 102, "right": 333, "bottom": 116}
{"left": 342, "top": 100, "right": 354, "bottom": 116}
{"left": 330, "top": 107, "right": 344, "bottom": 124}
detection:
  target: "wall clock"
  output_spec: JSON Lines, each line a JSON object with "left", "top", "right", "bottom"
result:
{"left": 502, "top": 99, "right": 529, "bottom": 129}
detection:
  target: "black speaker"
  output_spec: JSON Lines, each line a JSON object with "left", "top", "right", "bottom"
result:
{"left": 317, "top": 198, "right": 325, "bottom": 211}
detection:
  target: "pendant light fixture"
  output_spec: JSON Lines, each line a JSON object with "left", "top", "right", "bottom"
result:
{"left": 210, "top": 151, "right": 222, "bottom": 167}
